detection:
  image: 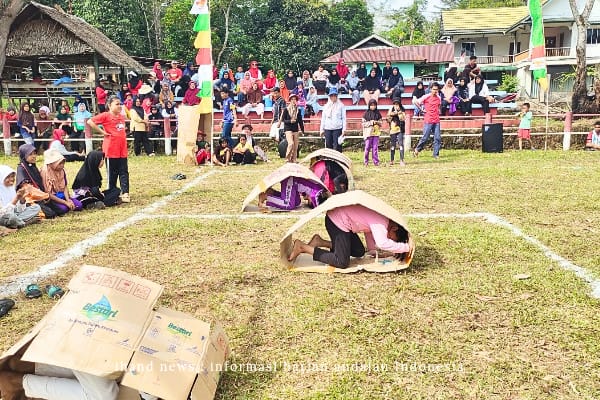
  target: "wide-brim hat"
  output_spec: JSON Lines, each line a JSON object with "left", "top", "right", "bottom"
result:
{"left": 44, "top": 149, "right": 65, "bottom": 165}
{"left": 139, "top": 85, "right": 153, "bottom": 95}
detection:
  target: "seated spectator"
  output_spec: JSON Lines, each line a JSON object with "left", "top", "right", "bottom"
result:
{"left": 232, "top": 135, "right": 257, "bottom": 164}
{"left": 382, "top": 60, "right": 393, "bottom": 85}
{"left": 241, "top": 124, "right": 268, "bottom": 162}
{"left": 146, "top": 71, "right": 161, "bottom": 94}
{"left": 412, "top": 81, "right": 426, "bottom": 117}
{"left": 173, "top": 75, "right": 191, "bottom": 98}
{"left": 214, "top": 71, "right": 235, "bottom": 92}
{"left": 468, "top": 75, "right": 492, "bottom": 114}
{"left": 338, "top": 77, "right": 350, "bottom": 94}
{"left": 293, "top": 82, "right": 308, "bottom": 118}
{"left": 17, "top": 103, "right": 36, "bottom": 146}
{"left": 336, "top": 58, "right": 349, "bottom": 80}
{"left": 72, "top": 150, "right": 121, "bottom": 208}
{"left": 118, "top": 83, "right": 129, "bottom": 103}
{"left": 312, "top": 65, "right": 329, "bottom": 93}
{"left": 444, "top": 65, "right": 459, "bottom": 84}
{"left": 212, "top": 138, "right": 231, "bottom": 166}
{"left": 370, "top": 62, "right": 382, "bottom": 80}
{"left": 346, "top": 70, "right": 361, "bottom": 105}
{"left": 237, "top": 72, "right": 253, "bottom": 105}
{"left": 362, "top": 69, "right": 382, "bottom": 105}
{"left": 585, "top": 121, "right": 600, "bottom": 150}
{"left": 385, "top": 67, "right": 405, "bottom": 100}
{"left": 300, "top": 70, "right": 313, "bottom": 89}
{"left": 441, "top": 79, "right": 460, "bottom": 115}
{"left": 53, "top": 104, "right": 74, "bottom": 146}
{"left": 167, "top": 60, "right": 183, "bottom": 85}
{"left": 219, "top": 62, "right": 234, "bottom": 80}
{"left": 73, "top": 103, "right": 92, "bottom": 153}
{"left": 36, "top": 106, "right": 53, "bottom": 151}
{"left": 40, "top": 149, "right": 83, "bottom": 213}
{"left": 49, "top": 123, "right": 85, "bottom": 162}
{"left": 183, "top": 62, "right": 196, "bottom": 77}
{"left": 247, "top": 60, "right": 263, "bottom": 81}
{"left": 153, "top": 62, "right": 164, "bottom": 81}
{"left": 196, "top": 142, "right": 211, "bottom": 164}
{"left": 0, "top": 165, "right": 41, "bottom": 229}
{"left": 73, "top": 95, "right": 88, "bottom": 111}
{"left": 183, "top": 80, "right": 201, "bottom": 106}
{"left": 159, "top": 82, "right": 174, "bottom": 106}
{"left": 305, "top": 86, "right": 321, "bottom": 117}
{"left": 263, "top": 70, "right": 277, "bottom": 94}
{"left": 234, "top": 65, "right": 245, "bottom": 82}
{"left": 326, "top": 69, "right": 341, "bottom": 94}
{"left": 240, "top": 82, "right": 265, "bottom": 122}
{"left": 258, "top": 176, "right": 327, "bottom": 210}
{"left": 356, "top": 63, "right": 368, "bottom": 89}
{"left": 456, "top": 77, "right": 471, "bottom": 115}
{"left": 127, "top": 71, "right": 142, "bottom": 97}
{"left": 284, "top": 70, "right": 297, "bottom": 91}
{"left": 278, "top": 78, "right": 291, "bottom": 102}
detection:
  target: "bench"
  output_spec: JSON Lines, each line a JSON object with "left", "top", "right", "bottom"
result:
{"left": 1, "top": 82, "right": 96, "bottom": 112}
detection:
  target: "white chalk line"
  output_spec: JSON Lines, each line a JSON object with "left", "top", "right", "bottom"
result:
{"left": 143, "top": 211, "right": 600, "bottom": 299}
{"left": 0, "top": 170, "right": 217, "bottom": 297}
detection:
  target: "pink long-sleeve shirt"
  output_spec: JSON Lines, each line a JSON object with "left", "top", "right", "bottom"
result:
{"left": 327, "top": 205, "right": 410, "bottom": 253}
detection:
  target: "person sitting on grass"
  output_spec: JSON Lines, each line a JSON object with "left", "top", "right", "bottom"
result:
{"left": 196, "top": 142, "right": 211, "bottom": 165}
{"left": 49, "top": 123, "right": 85, "bottom": 162}
{"left": 212, "top": 138, "right": 231, "bottom": 167}
{"left": 0, "top": 165, "right": 42, "bottom": 230}
{"left": 287, "top": 204, "right": 413, "bottom": 269}
{"left": 72, "top": 150, "right": 122, "bottom": 208}
{"left": 40, "top": 149, "right": 83, "bottom": 213}
{"left": 241, "top": 124, "right": 269, "bottom": 162}
{"left": 517, "top": 102, "right": 534, "bottom": 150}
{"left": 232, "top": 135, "right": 257, "bottom": 165}
{"left": 258, "top": 176, "right": 328, "bottom": 211}
{"left": 585, "top": 121, "right": 600, "bottom": 151}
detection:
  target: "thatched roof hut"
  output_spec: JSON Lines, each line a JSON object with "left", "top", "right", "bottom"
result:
{"left": 3, "top": 1, "right": 145, "bottom": 72}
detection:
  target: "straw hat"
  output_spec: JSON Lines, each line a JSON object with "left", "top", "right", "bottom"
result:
{"left": 139, "top": 85, "right": 153, "bottom": 95}
{"left": 44, "top": 149, "right": 65, "bottom": 165}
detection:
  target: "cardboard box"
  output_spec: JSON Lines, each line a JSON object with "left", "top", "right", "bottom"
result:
{"left": 241, "top": 163, "right": 331, "bottom": 212}
{"left": 0, "top": 265, "right": 229, "bottom": 400}
{"left": 280, "top": 190, "right": 415, "bottom": 273}
{"left": 299, "top": 148, "right": 355, "bottom": 191}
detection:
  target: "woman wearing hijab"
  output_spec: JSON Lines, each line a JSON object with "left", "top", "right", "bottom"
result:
{"left": 326, "top": 69, "right": 341, "bottom": 94}
{"left": 362, "top": 99, "right": 383, "bottom": 166}
{"left": 284, "top": 70, "right": 297, "bottom": 91}
{"left": 214, "top": 71, "right": 235, "bottom": 93}
{"left": 95, "top": 77, "right": 108, "bottom": 112}
{"left": 456, "top": 77, "right": 472, "bottom": 115}
{"left": 152, "top": 62, "right": 164, "bottom": 81}
{"left": 335, "top": 59, "right": 349, "bottom": 80}
{"left": 278, "top": 93, "right": 304, "bottom": 163}
{"left": 356, "top": 63, "right": 368, "bottom": 81}
{"left": 362, "top": 69, "right": 382, "bottom": 105}
{"left": 15, "top": 144, "right": 60, "bottom": 218}
{"left": 72, "top": 151, "right": 121, "bottom": 208}
{"left": 49, "top": 123, "right": 85, "bottom": 162}
{"left": 127, "top": 71, "right": 142, "bottom": 97}
{"left": 183, "top": 80, "right": 201, "bottom": 106}
{"left": 53, "top": 104, "right": 74, "bottom": 148}
{"left": 183, "top": 62, "right": 195, "bottom": 77}
{"left": 299, "top": 70, "right": 313, "bottom": 90}
{"left": 444, "top": 66, "right": 459, "bottom": 84}
{"left": 73, "top": 102, "right": 92, "bottom": 153}
{"left": 36, "top": 105, "right": 53, "bottom": 151}
{"left": 384, "top": 67, "right": 405, "bottom": 99}
{"left": 0, "top": 165, "right": 41, "bottom": 228}
{"left": 382, "top": 61, "right": 394, "bottom": 84}
{"left": 129, "top": 97, "right": 153, "bottom": 157}
{"left": 263, "top": 70, "right": 277, "bottom": 94}
{"left": 468, "top": 75, "right": 492, "bottom": 114}
{"left": 17, "top": 103, "right": 36, "bottom": 146}
{"left": 118, "top": 83, "right": 129, "bottom": 103}
{"left": 237, "top": 72, "right": 253, "bottom": 105}
{"left": 370, "top": 62, "right": 382, "bottom": 79}
{"left": 411, "top": 81, "right": 426, "bottom": 116}
{"left": 441, "top": 79, "right": 460, "bottom": 115}
{"left": 159, "top": 82, "right": 174, "bottom": 106}
{"left": 40, "top": 149, "right": 83, "bottom": 213}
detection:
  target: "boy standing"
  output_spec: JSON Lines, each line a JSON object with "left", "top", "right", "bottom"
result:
{"left": 220, "top": 89, "right": 237, "bottom": 147}
{"left": 518, "top": 102, "right": 534, "bottom": 150}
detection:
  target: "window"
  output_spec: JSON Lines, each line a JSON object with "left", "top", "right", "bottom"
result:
{"left": 461, "top": 42, "right": 476, "bottom": 56}
{"left": 509, "top": 42, "right": 522, "bottom": 55}
{"left": 487, "top": 45, "right": 493, "bottom": 56}
{"left": 545, "top": 36, "right": 556, "bottom": 48}
{"left": 588, "top": 28, "right": 600, "bottom": 44}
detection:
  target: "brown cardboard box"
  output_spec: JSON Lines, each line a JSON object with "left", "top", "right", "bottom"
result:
{"left": 0, "top": 265, "right": 229, "bottom": 400}
{"left": 280, "top": 190, "right": 415, "bottom": 273}
{"left": 241, "top": 163, "right": 330, "bottom": 212}
{"left": 299, "top": 148, "right": 355, "bottom": 191}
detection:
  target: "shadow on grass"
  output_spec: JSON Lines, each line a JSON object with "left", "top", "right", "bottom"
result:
{"left": 407, "top": 244, "right": 445, "bottom": 273}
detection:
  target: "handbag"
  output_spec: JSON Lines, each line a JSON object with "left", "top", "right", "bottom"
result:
{"left": 23, "top": 184, "right": 50, "bottom": 203}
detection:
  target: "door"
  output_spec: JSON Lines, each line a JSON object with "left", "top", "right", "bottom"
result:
{"left": 545, "top": 36, "right": 556, "bottom": 48}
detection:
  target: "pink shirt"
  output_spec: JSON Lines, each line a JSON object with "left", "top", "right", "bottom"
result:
{"left": 327, "top": 205, "right": 410, "bottom": 253}
{"left": 417, "top": 93, "right": 441, "bottom": 124}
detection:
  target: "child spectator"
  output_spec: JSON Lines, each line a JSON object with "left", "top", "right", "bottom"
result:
{"left": 388, "top": 100, "right": 406, "bottom": 166}
{"left": 73, "top": 103, "right": 92, "bottom": 153}
{"left": 241, "top": 124, "right": 268, "bottom": 162}
{"left": 413, "top": 82, "right": 442, "bottom": 159}
{"left": 232, "top": 135, "right": 257, "bottom": 164}
{"left": 234, "top": 65, "right": 245, "bottom": 82}
{"left": 585, "top": 121, "right": 600, "bottom": 150}
{"left": 0, "top": 165, "right": 42, "bottom": 229}
{"left": 362, "top": 99, "right": 383, "bottom": 166}
{"left": 40, "top": 149, "right": 83, "bottom": 213}
{"left": 220, "top": 89, "right": 237, "bottom": 147}
{"left": 17, "top": 103, "right": 36, "bottom": 146}
{"left": 3, "top": 106, "right": 20, "bottom": 137}
{"left": 293, "top": 82, "right": 307, "bottom": 118}
{"left": 258, "top": 177, "right": 327, "bottom": 210}
{"left": 49, "top": 123, "right": 85, "bottom": 162}
{"left": 72, "top": 150, "right": 121, "bottom": 208}
{"left": 212, "top": 138, "right": 231, "bottom": 166}
{"left": 518, "top": 102, "right": 534, "bottom": 150}
{"left": 196, "top": 142, "right": 211, "bottom": 165}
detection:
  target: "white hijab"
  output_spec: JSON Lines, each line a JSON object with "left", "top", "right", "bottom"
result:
{"left": 0, "top": 165, "right": 16, "bottom": 206}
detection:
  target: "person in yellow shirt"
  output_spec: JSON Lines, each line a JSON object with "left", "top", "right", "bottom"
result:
{"left": 232, "top": 135, "right": 256, "bottom": 164}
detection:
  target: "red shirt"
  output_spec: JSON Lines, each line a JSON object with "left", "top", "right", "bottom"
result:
{"left": 96, "top": 86, "right": 107, "bottom": 105}
{"left": 91, "top": 112, "right": 128, "bottom": 158}
{"left": 417, "top": 93, "right": 441, "bottom": 124}
{"left": 167, "top": 68, "right": 182, "bottom": 82}
{"left": 128, "top": 81, "right": 142, "bottom": 96}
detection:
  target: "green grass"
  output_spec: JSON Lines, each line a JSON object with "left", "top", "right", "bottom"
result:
{"left": 1, "top": 149, "right": 599, "bottom": 399}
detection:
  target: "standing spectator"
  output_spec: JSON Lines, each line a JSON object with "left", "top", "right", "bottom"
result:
{"left": 468, "top": 75, "right": 492, "bottom": 114}
{"left": 183, "top": 80, "right": 201, "bottom": 106}
{"left": 95, "top": 77, "right": 108, "bottom": 112}
{"left": 17, "top": 103, "right": 36, "bottom": 146}
{"left": 118, "top": 83, "right": 129, "bottom": 103}
{"left": 284, "top": 70, "right": 297, "bottom": 91}
{"left": 36, "top": 106, "right": 53, "bottom": 151}
{"left": 382, "top": 61, "right": 393, "bottom": 85}
{"left": 384, "top": 67, "right": 404, "bottom": 99}
{"left": 73, "top": 102, "right": 92, "bottom": 153}
{"left": 388, "top": 100, "right": 406, "bottom": 166}
{"left": 456, "top": 77, "right": 471, "bottom": 115}
{"left": 300, "top": 70, "right": 313, "bottom": 89}
{"left": 326, "top": 69, "right": 341, "bottom": 94}
{"left": 585, "top": 121, "right": 600, "bottom": 150}
{"left": 130, "top": 98, "right": 154, "bottom": 157}
{"left": 87, "top": 96, "right": 131, "bottom": 203}
{"left": 237, "top": 72, "right": 253, "bottom": 105}
{"left": 362, "top": 69, "right": 382, "bottom": 105}
{"left": 413, "top": 82, "right": 442, "bottom": 159}
{"left": 461, "top": 55, "right": 480, "bottom": 82}
{"left": 306, "top": 86, "right": 321, "bottom": 116}
{"left": 319, "top": 87, "right": 346, "bottom": 152}
{"left": 279, "top": 93, "right": 304, "bottom": 163}
{"left": 336, "top": 58, "right": 349, "bottom": 80}
{"left": 441, "top": 79, "right": 459, "bottom": 115}
{"left": 4, "top": 106, "right": 20, "bottom": 137}
{"left": 517, "top": 102, "right": 534, "bottom": 150}
{"left": 127, "top": 71, "right": 142, "bottom": 97}
{"left": 263, "top": 70, "right": 278, "bottom": 94}
{"left": 40, "top": 149, "right": 83, "bottom": 213}
{"left": 240, "top": 82, "right": 265, "bottom": 122}
{"left": 53, "top": 104, "right": 74, "bottom": 148}
{"left": 362, "top": 99, "right": 383, "bottom": 166}
{"left": 270, "top": 87, "right": 286, "bottom": 142}
{"left": 411, "top": 81, "right": 426, "bottom": 117}
{"left": 312, "top": 65, "right": 329, "bottom": 93}
{"left": 220, "top": 89, "right": 237, "bottom": 147}
{"left": 346, "top": 70, "right": 361, "bottom": 105}
{"left": 49, "top": 124, "right": 85, "bottom": 162}
{"left": 247, "top": 60, "right": 263, "bottom": 81}
{"left": 153, "top": 62, "right": 164, "bottom": 81}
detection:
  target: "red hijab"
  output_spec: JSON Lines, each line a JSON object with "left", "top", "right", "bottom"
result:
{"left": 152, "top": 62, "right": 164, "bottom": 81}
{"left": 336, "top": 58, "right": 349, "bottom": 79}
{"left": 264, "top": 70, "right": 277, "bottom": 90}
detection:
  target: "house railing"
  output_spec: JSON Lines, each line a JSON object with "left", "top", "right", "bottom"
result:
{"left": 453, "top": 55, "right": 514, "bottom": 65}
{"left": 514, "top": 47, "right": 571, "bottom": 63}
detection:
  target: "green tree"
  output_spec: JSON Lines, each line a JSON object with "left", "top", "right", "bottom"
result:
{"left": 382, "top": 0, "right": 439, "bottom": 45}
{"left": 328, "top": 0, "right": 374, "bottom": 54}
{"left": 441, "top": 0, "right": 524, "bottom": 9}
{"left": 161, "top": 0, "right": 197, "bottom": 61}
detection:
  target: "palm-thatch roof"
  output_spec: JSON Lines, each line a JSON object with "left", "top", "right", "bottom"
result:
{"left": 4, "top": 1, "right": 145, "bottom": 71}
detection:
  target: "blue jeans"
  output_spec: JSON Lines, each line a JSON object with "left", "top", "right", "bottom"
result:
{"left": 221, "top": 122, "right": 234, "bottom": 147}
{"left": 324, "top": 129, "right": 343, "bottom": 152}
{"left": 415, "top": 122, "right": 441, "bottom": 157}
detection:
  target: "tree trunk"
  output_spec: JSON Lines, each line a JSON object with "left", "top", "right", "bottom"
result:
{"left": 215, "top": 0, "right": 234, "bottom": 67}
{"left": 569, "top": 0, "right": 595, "bottom": 113}
{"left": 0, "top": 0, "right": 26, "bottom": 77}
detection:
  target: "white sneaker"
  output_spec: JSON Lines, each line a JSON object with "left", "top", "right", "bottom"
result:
{"left": 120, "top": 193, "right": 130, "bottom": 203}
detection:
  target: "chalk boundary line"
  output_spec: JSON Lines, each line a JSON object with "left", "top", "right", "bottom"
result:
{"left": 1, "top": 177, "right": 598, "bottom": 299}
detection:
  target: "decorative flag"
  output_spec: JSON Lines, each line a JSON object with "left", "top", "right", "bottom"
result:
{"left": 190, "top": 0, "right": 212, "bottom": 114}
{"left": 528, "top": 0, "right": 548, "bottom": 92}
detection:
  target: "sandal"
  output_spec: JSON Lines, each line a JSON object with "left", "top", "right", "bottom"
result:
{"left": 45, "top": 285, "right": 65, "bottom": 300}
{"left": 24, "top": 284, "right": 42, "bottom": 299}
{"left": 171, "top": 173, "right": 187, "bottom": 180}
{"left": 0, "top": 298, "right": 15, "bottom": 318}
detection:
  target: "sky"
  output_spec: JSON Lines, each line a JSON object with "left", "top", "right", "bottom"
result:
{"left": 368, "top": 0, "right": 441, "bottom": 31}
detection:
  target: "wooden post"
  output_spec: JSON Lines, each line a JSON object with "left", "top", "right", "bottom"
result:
{"left": 163, "top": 118, "right": 172, "bottom": 155}
{"left": 562, "top": 111, "right": 573, "bottom": 151}
{"left": 2, "top": 115, "right": 11, "bottom": 156}
{"left": 84, "top": 118, "right": 93, "bottom": 154}
{"left": 404, "top": 113, "right": 412, "bottom": 154}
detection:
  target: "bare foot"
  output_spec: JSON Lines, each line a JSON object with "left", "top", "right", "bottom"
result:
{"left": 0, "top": 228, "right": 17, "bottom": 237}
{"left": 288, "top": 239, "right": 306, "bottom": 262}
{"left": 0, "top": 371, "right": 25, "bottom": 400}
{"left": 308, "top": 234, "right": 331, "bottom": 249}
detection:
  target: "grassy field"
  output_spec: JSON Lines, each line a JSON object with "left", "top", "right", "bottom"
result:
{"left": 0, "top": 149, "right": 599, "bottom": 399}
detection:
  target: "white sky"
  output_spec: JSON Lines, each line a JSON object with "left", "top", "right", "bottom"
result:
{"left": 368, "top": 0, "right": 441, "bottom": 31}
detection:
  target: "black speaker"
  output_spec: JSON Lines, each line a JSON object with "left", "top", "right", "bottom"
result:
{"left": 482, "top": 123, "right": 503, "bottom": 153}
